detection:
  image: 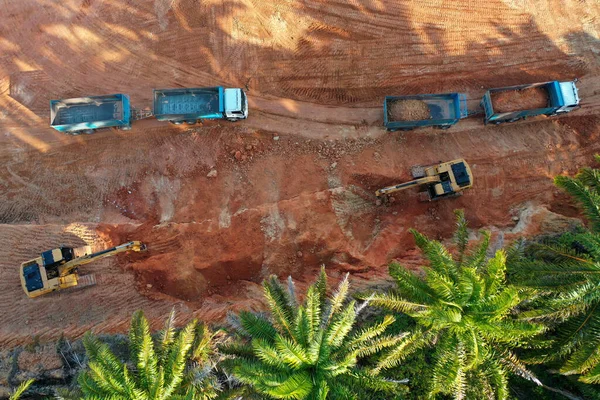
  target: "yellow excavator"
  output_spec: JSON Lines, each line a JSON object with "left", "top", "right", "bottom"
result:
{"left": 20, "top": 241, "right": 146, "bottom": 298}
{"left": 376, "top": 159, "right": 473, "bottom": 201}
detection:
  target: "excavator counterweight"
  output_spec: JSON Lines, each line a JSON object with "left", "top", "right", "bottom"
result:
{"left": 376, "top": 159, "right": 473, "bottom": 201}
{"left": 20, "top": 241, "right": 146, "bottom": 298}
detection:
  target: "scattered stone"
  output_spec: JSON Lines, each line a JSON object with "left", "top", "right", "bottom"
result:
{"left": 392, "top": 211, "right": 398, "bottom": 215}
{"left": 375, "top": 199, "right": 383, "bottom": 206}
{"left": 207, "top": 169, "right": 218, "bottom": 178}
{"left": 296, "top": 251, "right": 303, "bottom": 258}
{"left": 146, "top": 284, "right": 153, "bottom": 288}
{"left": 330, "top": 162, "right": 337, "bottom": 169}
{"left": 512, "top": 216, "right": 520, "bottom": 222}
{"left": 389, "top": 196, "right": 396, "bottom": 203}
{"left": 245, "top": 144, "right": 253, "bottom": 151}
{"left": 241, "top": 154, "right": 248, "bottom": 161}
{"left": 234, "top": 151, "right": 242, "bottom": 160}
{"left": 273, "top": 136, "right": 280, "bottom": 141}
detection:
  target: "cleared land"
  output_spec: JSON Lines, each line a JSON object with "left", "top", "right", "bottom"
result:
{"left": 0, "top": 0, "right": 599, "bottom": 345}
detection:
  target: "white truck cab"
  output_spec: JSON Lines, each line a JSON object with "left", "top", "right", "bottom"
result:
{"left": 557, "top": 81, "right": 580, "bottom": 113}
{"left": 224, "top": 88, "right": 249, "bottom": 121}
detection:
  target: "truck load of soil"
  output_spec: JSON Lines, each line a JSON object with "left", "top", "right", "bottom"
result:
{"left": 388, "top": 99, "right": 431, "bottom": 121}
{"left": 490, "top": 86, "right": 549, "bottom": 113}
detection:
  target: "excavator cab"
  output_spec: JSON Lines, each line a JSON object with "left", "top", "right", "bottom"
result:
{"left": 429, "top": 161, "right": 472, "bottom": 200}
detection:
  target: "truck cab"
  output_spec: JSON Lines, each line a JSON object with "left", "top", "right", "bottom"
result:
{"left": 556, "top": 81, "right": 580, "bottom": 113}
{"left": 224, "top": 88, "right": 248, "bottom": 121}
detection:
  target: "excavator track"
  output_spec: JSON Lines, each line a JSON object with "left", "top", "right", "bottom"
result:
{"left": 76, "top": 274, "right": 97, "bottom": 289}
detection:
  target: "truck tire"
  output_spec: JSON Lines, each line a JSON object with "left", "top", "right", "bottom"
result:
{"left": 84, "top": 129, "right": 95, "bottom": 135}
{"left": 507, "top": 117, "right": 520, "bottom": 123}
{"left": 170, "top": 121, "right": 183, "bottom": 125}
{"left": 185, "top": 120, "right": 196, "bottom": 125}
{"left": 227, "top": 118, "right": 239, "bottom": 122}
{"left": 120, "top": 126, "right": 132, "bottom": 131}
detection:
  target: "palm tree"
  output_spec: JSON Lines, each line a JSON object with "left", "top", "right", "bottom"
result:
{"left": 79, "top": 309, "right": 220, "bottom": 399}
{"left": 509, "top": 157, "right": 600, "bottom": 383}
{"left": 221, "top": 268, "right": 405, "bottom": 399}
{"left": 9, "top": 379, "right": 33, "bottom": 400}
{"left": 369, "top": 210, "right": 545, "bottom": 400}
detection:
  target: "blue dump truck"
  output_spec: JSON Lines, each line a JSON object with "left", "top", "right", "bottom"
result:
{"left": 384, "top": 93, "right": 468, "bottom": 131}
{"left": 153, "top": 86, "right": 248, "bottom": 124}
{"left": 50, "top": 94, "right": 131, "bottom": 134}
{"left": 481, "top": 80, "right": 580, "bottom": 125}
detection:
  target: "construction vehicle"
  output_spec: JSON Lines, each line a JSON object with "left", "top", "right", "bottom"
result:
{"left": 384, "top": 93, "right": 468, "bottom": 131}
{"left": 50, "top": 94, "right": 132, "bottom": 134}
{"left": 20, "top": 241, "right": 146, "bottom": 298}
{"left": 153, "top": 86, "right": 248, "bottom": 124}
{"left": 376, "top": 159, "right": 473, "bottom": 201}
{"left": 481, "top": 80, "right": 580, "bottom": 125}
{"left": 50, "top": 94, "right": 154, "bottom": 135}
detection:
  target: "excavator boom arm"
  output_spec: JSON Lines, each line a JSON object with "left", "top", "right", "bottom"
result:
{"left": 58, "top": 241, "right": 146, "bottom": 277}
{"left": 376, "top": 175, "right": 440, "bottom": 196}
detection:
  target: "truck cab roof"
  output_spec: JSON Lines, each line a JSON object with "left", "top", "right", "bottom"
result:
{"left": 224, "top": 88, "right": 248, "bottom": 118}
{"left": 559, "top": 81, "right": 580, "bottom": 107}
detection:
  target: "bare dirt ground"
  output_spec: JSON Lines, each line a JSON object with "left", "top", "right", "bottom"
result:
{"left": 0, "top": 0, "right": 599, "bottom": 346}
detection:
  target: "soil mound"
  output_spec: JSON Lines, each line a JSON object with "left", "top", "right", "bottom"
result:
{"left": 388, "top": 100, "right": 431, "bottom": 121}
{"left": 491, "top": 87, "right": 549, "bottom": 113}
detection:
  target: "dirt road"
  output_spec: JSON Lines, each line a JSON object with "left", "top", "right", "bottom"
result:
{"left": 0, "top": 0, "right": 599, "bottom": 345}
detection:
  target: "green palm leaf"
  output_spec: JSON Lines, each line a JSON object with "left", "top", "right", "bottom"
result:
{"left": 9, "top": 379, "right": 33, "bottom": 400}
{"left": 509, "top": 158, "right": 600, "bottom": 382}
{"left": 372, "top": 211, "right": 543, "bottom": 398}
{"left": 78, "top": 311, "right": 220, "bottom": 399}
{"left": 223, "top": 271, "right": 402, "bottom": 399}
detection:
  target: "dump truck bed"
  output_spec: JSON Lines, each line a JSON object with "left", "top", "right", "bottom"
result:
{"left": 153, "top": 87, "right": 224, "bottom": 121}
{"left": 50, "top": 94, "right": 131, "bottom": 133}
{"left": 384, "top": 93, "right": 467, "bottom": 131}
{"left": 481, "top": 81, "right": 564, "bottom": 124}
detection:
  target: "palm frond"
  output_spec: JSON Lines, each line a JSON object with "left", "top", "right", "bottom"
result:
{"left": 464, "top": 230, "right": 491, "bottom": 271}
{"left": 263, "top": 276, "right": 296, "bottom": 337}
{"left": 325, "top": 273, "right": 350, "bottom": 324}
{"left": 158, "top": 308, "right": 177, "bottom": 360}
{"left": 129, "top": 310, "right": 158, "bottom": 392}
{"left": 9, "top": 379, "right": 33, "bottom": 400}
{"left": 315, "top": 266, "right": 328, "bottom": 314}
{"left": 454, "top": 209, "right": 469, "bottom": 266}
{"left": 162, "top": 320, "right": 197, "bottom": 398}
{"left": 410, "top": 229, "right": 458, "bottom": 279}
{"left": 388, "top": 262, "right": 437, "bottom": 305}
{"left": 367, "top": 292, "right": 428, "bottom": 315}
{"left": 238, "top": 311, "right": 278, "bottom": 342}
{"left": 555, "top": 174, "right": 600, "bottom": 232}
